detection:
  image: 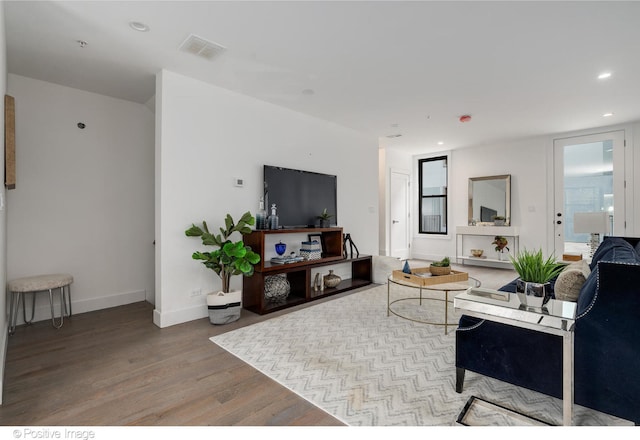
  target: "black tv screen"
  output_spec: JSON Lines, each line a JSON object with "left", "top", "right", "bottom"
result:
{"left": 480, "top": 205, "right": 497, "bottom": 222}
{"left": 264, "top": 165, "right": 337, "bottom": 228}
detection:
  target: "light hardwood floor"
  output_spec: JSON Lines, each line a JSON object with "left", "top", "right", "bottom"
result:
{"left": 0, "top": 262, "right": 515, "bottom": 426}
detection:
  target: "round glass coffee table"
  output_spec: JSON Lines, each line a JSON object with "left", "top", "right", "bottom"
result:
{"left": 387, "top": 274, "right": 481, "bottom": 334}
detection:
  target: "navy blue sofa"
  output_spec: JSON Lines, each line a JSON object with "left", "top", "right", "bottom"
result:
{"left": 455, "top": 236, "right": 640, "bottom": 424}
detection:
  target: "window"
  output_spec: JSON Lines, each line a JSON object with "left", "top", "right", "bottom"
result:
{"left": 419, "top": 156, "right": 447, "bottom": 234}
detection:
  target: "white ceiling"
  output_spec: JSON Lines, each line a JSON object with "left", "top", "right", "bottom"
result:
{"left": 5, "top": 1, "right": 640, "bottom": 155}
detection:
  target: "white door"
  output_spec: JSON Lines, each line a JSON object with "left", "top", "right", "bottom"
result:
{"left": 553, "top": 130, "right": 625, "bottom": 257}
{"left": 390, "top": 169, "right": 410, "bottom": 259}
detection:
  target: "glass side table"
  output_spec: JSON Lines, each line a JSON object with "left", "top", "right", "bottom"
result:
{"left": 454, "top": 287, "right": 577, "bottom": 426}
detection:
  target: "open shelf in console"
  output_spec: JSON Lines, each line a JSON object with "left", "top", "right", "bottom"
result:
{"left": 243, "top": 228, "right": 372, "bottom": 314}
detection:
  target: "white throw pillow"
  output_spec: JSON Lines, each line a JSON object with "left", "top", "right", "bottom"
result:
{"left": 554, "top": 260, "right": 591, "bottom": 302}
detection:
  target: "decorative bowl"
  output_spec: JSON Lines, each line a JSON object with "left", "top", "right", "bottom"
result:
{"left": 429, "top": 265, "right": 451, "bottom": 276}
{"left": 471, "top": 249, "right": 484, "bottom": 257}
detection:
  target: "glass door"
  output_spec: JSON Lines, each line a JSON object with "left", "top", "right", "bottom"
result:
{"left": 553, "top": 131, "right": 625, "bottom": 257}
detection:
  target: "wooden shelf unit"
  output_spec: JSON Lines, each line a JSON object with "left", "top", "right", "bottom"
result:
{"left": 243, "top": 227, "right": 372, "bottom": 314}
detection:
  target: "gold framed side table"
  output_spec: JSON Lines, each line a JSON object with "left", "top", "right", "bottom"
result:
{"left": 387, "top": 274, "right": 480, "bottom": 334}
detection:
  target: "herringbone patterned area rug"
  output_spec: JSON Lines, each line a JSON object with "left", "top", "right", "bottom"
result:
{"left": 210, "top": 284, "right": 630, "bottom": 426}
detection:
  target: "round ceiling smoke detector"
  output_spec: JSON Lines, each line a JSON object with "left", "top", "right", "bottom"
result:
{"left": 459, "top": 115, "right": 472, "bottom": 123}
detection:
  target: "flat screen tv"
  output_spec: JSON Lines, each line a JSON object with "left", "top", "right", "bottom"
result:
{"left": 263, "top": 165, "right": 337, "bottom": 228}
{"left": 480, "top": 205, "right": 497, "bottom": 222}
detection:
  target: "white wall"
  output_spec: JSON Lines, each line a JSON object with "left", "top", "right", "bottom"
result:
{"left": 409, "top": 122, "right": 639, "bottom": 262}
{"left": 154, "top": 70, "right": 379, "bottom": 328}
{"left": 6, "top": 75, "right": 155, "bottom": 323}
{"left": 0, "top": 1, "right": 8, "bottom": 404}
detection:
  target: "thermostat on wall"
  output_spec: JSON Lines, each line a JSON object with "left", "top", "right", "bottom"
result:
{"left": 233, "top": 177, "right": 244, "bottom": 187}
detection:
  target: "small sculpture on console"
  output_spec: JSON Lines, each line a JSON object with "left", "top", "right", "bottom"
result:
{"left": 343, "top": 233, "right": 360, "bottom": 258}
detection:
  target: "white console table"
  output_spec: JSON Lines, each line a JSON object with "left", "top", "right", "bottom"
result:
{"left": 456, "top": 226, "right": 520, "bottom": 268}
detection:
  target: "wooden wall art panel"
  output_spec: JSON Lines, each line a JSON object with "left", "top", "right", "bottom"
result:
{"left": 5, "top": 94, "right": 16, "bottom": 189}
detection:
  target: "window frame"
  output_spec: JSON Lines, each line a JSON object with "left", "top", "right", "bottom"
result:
{"left": 418, "top": 155, "right": 448, "bottom": 235}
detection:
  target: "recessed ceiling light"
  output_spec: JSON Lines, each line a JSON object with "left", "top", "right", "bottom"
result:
{"left": 129, "top": 21, "right": 150, "bottom": 32}
{"left": 603, "top": 112, "right": 614, "bottom": 117}
{"left": 437, "top": 141, "right": 444, "bottom": 145}
{"left": 598, "top": 72, "right": 612, "bottom": 80}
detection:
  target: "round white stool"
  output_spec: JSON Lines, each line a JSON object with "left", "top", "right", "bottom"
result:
{"left": 8, "top": 273, "right": 73, "bottom": 335}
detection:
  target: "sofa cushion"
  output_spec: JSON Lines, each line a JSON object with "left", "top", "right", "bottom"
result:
{"left": 589, "top": 237, "right": 640, "bottom": 270}
{"left": 554, "top": 260, "right": 590, "bottom": 302}
{"left": 579, "top": 239, "right": 640, "bottom": 316}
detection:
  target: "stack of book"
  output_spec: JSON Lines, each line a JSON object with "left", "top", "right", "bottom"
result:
{"left": 270, "top": 255, "right": 305, "bottom": 265}
{"left": 300, "top": 240, "right": 322, "bottom": 260}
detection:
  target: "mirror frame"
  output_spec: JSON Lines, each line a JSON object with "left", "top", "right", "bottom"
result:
{"left": 468, "top": 174, "right": 511, "bottom": 226}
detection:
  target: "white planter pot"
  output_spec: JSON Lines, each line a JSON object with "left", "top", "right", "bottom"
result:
{"left": 207, "top": 290, "right": 242, "bottom": 325}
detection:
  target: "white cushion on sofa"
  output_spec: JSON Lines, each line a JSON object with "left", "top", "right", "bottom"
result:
{"left": 555, "top": 260, "right": 591, "bottom": 302}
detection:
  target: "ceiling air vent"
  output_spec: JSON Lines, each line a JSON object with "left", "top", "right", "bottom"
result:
{"left": 386, "top": 134, "right": 403, "bottom": 139}
{"left": 179, "top": 34, "right": 226, "bottom": 61}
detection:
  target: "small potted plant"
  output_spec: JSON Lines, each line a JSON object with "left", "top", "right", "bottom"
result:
{"left": 185, "top": 211, "right": 261, "bottom": 324}
{"left": 430, "top": 256, "right": 451, "bottom": 276}
{"left": 509, "top": 248, "right": 566, "bottom": 307}
{"left": 492, "top": 236, "right": 509, "bottom": 260}
{"left": 317, "top": 208, "right": 335, "bottom": 228}
{"left": 492, "top": 215, "right": 506, "bottom": 226}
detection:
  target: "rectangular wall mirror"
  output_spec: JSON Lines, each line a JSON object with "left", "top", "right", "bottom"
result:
{"left": 468, "top": 174, "right": 511, "bottom": 225}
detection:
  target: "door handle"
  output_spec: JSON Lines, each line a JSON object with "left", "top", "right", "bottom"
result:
{"left": 392, "top": 220, "right": 399, "bottom": 224}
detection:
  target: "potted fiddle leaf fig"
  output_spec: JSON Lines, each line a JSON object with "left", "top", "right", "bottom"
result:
{"left": 185, "top": 211, "right": 260, "bottom": 324}
{"left": 509, "top": 248, "right": 566, "bottom": 308}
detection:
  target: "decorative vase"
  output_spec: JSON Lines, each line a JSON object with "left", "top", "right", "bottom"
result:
{"left": 275, "top": 241, "right": 287, "bottom": 256}
{"left": 264, "top": 274, "right": 290, "bottom": 303}
{"left": 323, "top": 270, "right": 341, "bottom": 288}
{"left": 207, "top": 290, "right": 242, "bottom": 324}
{"left": 515, "top": 279, "right": 551, "bottom": 308}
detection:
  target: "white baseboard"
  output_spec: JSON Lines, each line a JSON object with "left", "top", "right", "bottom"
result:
{"left": 0, "top": 324, "right": 7, "bottom": 405}
{"left": 10, "top": 290, "right": 147, "bottom": 326}
{"left": 153, "top": 304, "right": 208, "bottom": 328}
{"left": 409, "top": 252, "right": 439, "bottom": 262}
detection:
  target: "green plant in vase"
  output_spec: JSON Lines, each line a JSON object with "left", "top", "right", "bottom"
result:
{"left": 492, "top": 215, "right": 506, "bottom": 226}
{"left": 492, "top": 236, "right": 509, "bottom": 260}
{"left": 317, "top": 208, "right": 335, "bottom": 227}
{"left": 509, "top": 248, "right": 566, "bottom": 307}
{"left": 430, "top": 256, "right": 451, "bottom": 276}
{"left": 185, "top": 211, "right": 261, "bottom": 324}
